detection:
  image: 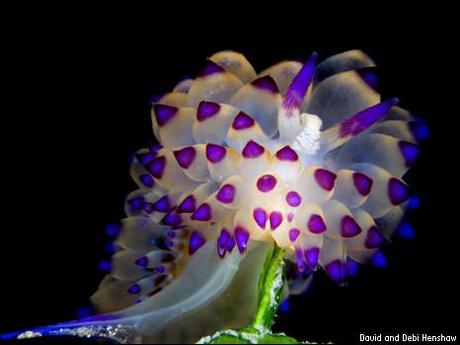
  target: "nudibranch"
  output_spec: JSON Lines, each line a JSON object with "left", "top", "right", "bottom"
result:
{"left": 3, "top": 50, "right": 426, "bottom": 344}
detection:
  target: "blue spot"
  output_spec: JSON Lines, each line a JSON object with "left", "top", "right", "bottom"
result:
{"left": 76, "top": 306, "right": 94, "bottom": 319}
{"left": 98, "top": 260, "right": 112, "bottom": 273}
{"left": 410, "top": 122, "right": 430, "bottom": 141}
{"left": 406, "top": 195, "right": 421, "bottom": 210}
{"left": 105, "top": 224, "right": 120, "bottom": 238}
{"left": 346, "top": 258, "right": 359, "bottom": 277}
{"left": 104, "top": 241, "right": 117, "bottom": 254}
{"left": 371, "top": 250, "right": 387, "bottom": 268}
{"left": 397, "top": 221, "right": 416, "bottom": 239}
{"left": 279, "top": 298, "right": 290, "bottom": 313}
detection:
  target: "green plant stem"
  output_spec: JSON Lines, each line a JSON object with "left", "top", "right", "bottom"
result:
{"left": 251, "top": 244, "right": 286, "bottom": 330}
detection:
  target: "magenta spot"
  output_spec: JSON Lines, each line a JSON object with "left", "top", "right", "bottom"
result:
{"left": 295, "top": 247, "right": 307, "bottom": 272}
{"left": 388, "top": 178, "right": 411, "bottom": 205}
{"left": 251, "top": 75, "right": 279, "bottom": 94}
{"left": 176, "top": 195, "right": 196, "bottom": 213}
{"left": 197, "top": 101, "right": 221, "bottom": 122}
{"left": 304, "top": 247, "right": 319, "bottom": 268}
{"left": 206, "top": 143, "right": 226, "bottom": 163}
{"left": 308, "top": 214, "right": 327, "bottom": 234}
{"left": 242, "top": 140, "right": 265, "bottom": 158}
{"left": 197, "top": 60, "right": 225, "bottom": 78}
{"left": 146, "top": 156, "right": 166, "bottom": 179}
{"left": 270, "top": 211, "right": 283, "bottom": 230}
{"left": 276, "top": 146, "right": 299, "bottom": 161}
{"left": 365, "top": 226, "right": 386, "bottom": 249}
{"left": 161, "top": 212, "right": 182, "bottom": 227}
{"left": 314, "top": 168, "right": 337, "bottom": 191}
{"left": 232, "top": 112, "right": 255, "bottom": 130}
{"left": 253, "top": 208, "right": 267, "bottom": 229}
{"left": 189, "top": 231, "right": 206, "bottom": 255}
{"left": 256, "top": 174, "right": 277, "bottom": 192}
{"left": 173, "top": 146, "right": 196, "bottom": 169}
{"left": 399, "top": 141, "right": 420, "bottom": 167}
{"left": 286, "top": 191, "right": 302, "bottom": 207}
{"left": 287, "top": 212, "right": 294, "bottom": 223}
{"left": 289, "top": 228, "right": 300, "bottom": 242}
{"left": 153, "top": 104, "right": 178, "bottom": 127}
{"left": 216, "top": 184, "right": 236, "bottom": 204}
{"left": 341, "top": 215, "right": 362, "bottom": 238}
{"left": 191, "top": 203, "right": 212, "bottom": 221}
{"left": 352, "top": 172, "right": 373, "bottom": 196}
{"left": 235, "top": 226, "right": 250, "bottom": 253}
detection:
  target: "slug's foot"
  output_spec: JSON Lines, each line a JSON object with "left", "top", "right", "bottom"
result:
{"left": 196, "top": 326, "right": 303, "bottom": 344}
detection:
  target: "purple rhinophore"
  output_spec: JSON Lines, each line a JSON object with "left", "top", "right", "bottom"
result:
{"left": 242, "top": 140, "right": 265, "bottom": 158}
{"left": 399, "top": 141, "right": 420, "bottom": 167}
{"left": 282, "top": 52, "right": 318, "bottom": 112}
{"left": 270, "top": 211, "right": 283, "bottom": 230}
{"left": 307, "top": 214, "right": 327, "bottom": 234}
{"left": 304, "top": 247, "right": 320, "bottom": 268}
{"left": 176, "top": 195, "right": 196, "bottom": 213}
{"left": 146, "top": 156, "right": 166, "bottom": 179}
{"left": 289, "top": 228, "right": 300, "bottom": 242}
{"left": 206, "top": 143, "right": 226, "bottom": 163}
{"left": 341, "top": 215, "right": 362, "bottom": 238}
{"left": 388, "top": 177, "right": 411, "bottom": 205}
{"left": 197, "top": 101, "right": 221, "bottom": 122}
{"left": 234, "top": 226, "right": 250, "bottom": 253}
{"left": 139, "top": 174, "right": 155, "bottom": 188}
{"left": 232, "top": 111, "right": 255, "bottom": 130}
{"left": 286, "top": 191, "right": 302, "bottom": 207}
{"left": 216, "top": 184, "right": 236, "bottom": 204}
{"left": 256, "top": 174, "right": 277, "bottom": 192}
{"left": 127, "top": 196, "right": 145, "bottom": 210}
{"left": 364, "top": 226, "right": 386, "bottom": 249}
{"left": 197, "top": 60, "right": 225, "bottom": 78}
{"left": 128, "top": 284, "right": 141, "bottom": 294}
{"left": 189, "top": 231, "right": 206, "bottom": 255}
{"left": 352, "top": 172, "right": 373, "bottom": 196}
{"left": 135, "top": 256, "right": 148, "bottom": 267}
{"left": 314, "top": 168, "right": 337, "bottom": 191}
{"left": 153, "top": 104, "right": 178, "bottom": 127}
{"left": 152, "top": 195, "right": 172, "bottom": 213}
{"left": 253, "top": 208, "right": 267, "bottom": 229}
{"left": 191, "top": 203, "right": 212, "bottom": 221}
{"left": 161, "top": 212, "right": 182, "bottom": 227}
{"left": 276, "top": 145, "right": 299, "bottom": 161}
{"left": 339, "top": 98, "right": 399, "bottom": 137}
{"left": 173, "top": 146, "right": 197, "bottom": 169}
{"left": 251, "top": 75, "right": 279, "bottom": 94}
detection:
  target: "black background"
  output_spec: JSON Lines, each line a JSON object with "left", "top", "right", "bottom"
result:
{"left": 1, "top": 7, "right": 457, "bottom": 345}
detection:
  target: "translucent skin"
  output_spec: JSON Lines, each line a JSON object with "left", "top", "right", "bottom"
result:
{"left": 82, "top": 50, "right": 422, "bottom": 343}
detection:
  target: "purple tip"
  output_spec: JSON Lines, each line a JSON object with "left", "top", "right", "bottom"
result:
{"left": 289, "top": 228, "right": 300, "bottom": 242}
{"left": 341, "top": 215, "right": 362, "bottom": 238}
{"left": 98, "top": 260, "right": 112, "bottom": 273}
{"left": 314, "top": 168, "right": 337, "bottom": 191}
{"left": 253, "top": 208, "right": 267, "bottom": 229}
{"left": 197, "top": 60, "right": 225, "bottom": 78}
{"left": 216, "top": 184, "right": 236, "bottom": 204}
{"left": 176, "top": 195, "right": 196, "bottom": 213}
{"left": 339, "top": 98, "right": 399, "bottom": 137}
{"left": 206, "top": 143, "right": 226, "bottom": 163}
{"left": 146, "top": 156, "right": 166, "bottom": 179}
{"left": 135, "top": 256, "right": 148, "bottom": 267}
{"left": 251, "top": 75, "right": 279, "bottom": 94}
{"left": 235, "top": 226, "right": 250, "bottom": 253}
{"left": 242, "top": 140, "right": 265, "bottom": 158}
{"left": 269, "top": 211, "right": 283, "bottom": 230}
{"left": 191, "top": 203, "right": 212, "bottom": 221}
{"left": 352, "top": 172, "right": 373, "bottom": 196}
{"left": 105, "top": 224, "right": 120, "bottom": 238}
{"left": 304, "top": 247, "right": 320, "bottom": 268}
{"left": 409, "top": 121, "right": 429, "bottom": 141}
{"left": 217, "top": 228, "right": 230, "bottom": 258}
{"left": 197, "top": 101, "right": 221, "bottom": 122}
{"left": 152, "top": 195, "right": 172, "bottom": 213}
{"left": 286, "top": 191, "right": 302, "bottom": 207}
{"left": 276, "top": 145, "right": 299, "bottom": 161}
{"left": 388, "top": 177, "right": 411, "bottom": 205}
{"left": 325, "top": 259, "right": 342, "bottom": 283}
{"left": 173, "top": 146, "right": 197, "bottom": 169}
{"left": 161, "top": 212, "right": 182, "bottom": 227}
{"left": 399, "top": 141, "right": 420, "bottom": 167}
{"left": 189, "top": 231, "right": 206, "bottom": 255}
{"left": 136, "top": 152, "right": 156, "bottom": 165}
{"left": 127, "top": 196, "right": 145, "bottom": 210}
{"left": 365, "top": 226, "right": 386, "bottom": 249}
{"left": 396, "top": 220, "right": 416, "bottom": 239}
{"left": 227, "top": 235, "right": 236, "bottom": 252}
{"left": 139, "top": 174, "right": 155, "bottom": 188}
{"left": 153, "top": 104, "right": 178, "bottom": 127}
{"left": 128, "top": 284, "right": 141, "bottom": 294}
{"left": 307, "top": 214, "right": 327, "bottom": 234}
{"left": 232, "top": 112, "right": 255, "bottom": 130}
{"left": 283, "top": 52, "right": 318, "bottom": 112}
{"left": 256, "top": 174, "right": 277, "bottom": 192}
{"left": 371, "top": 250, "right": 387, "bottom": 268}
{"left": 346, "top": 257, "right": 359, "bottom": 277}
